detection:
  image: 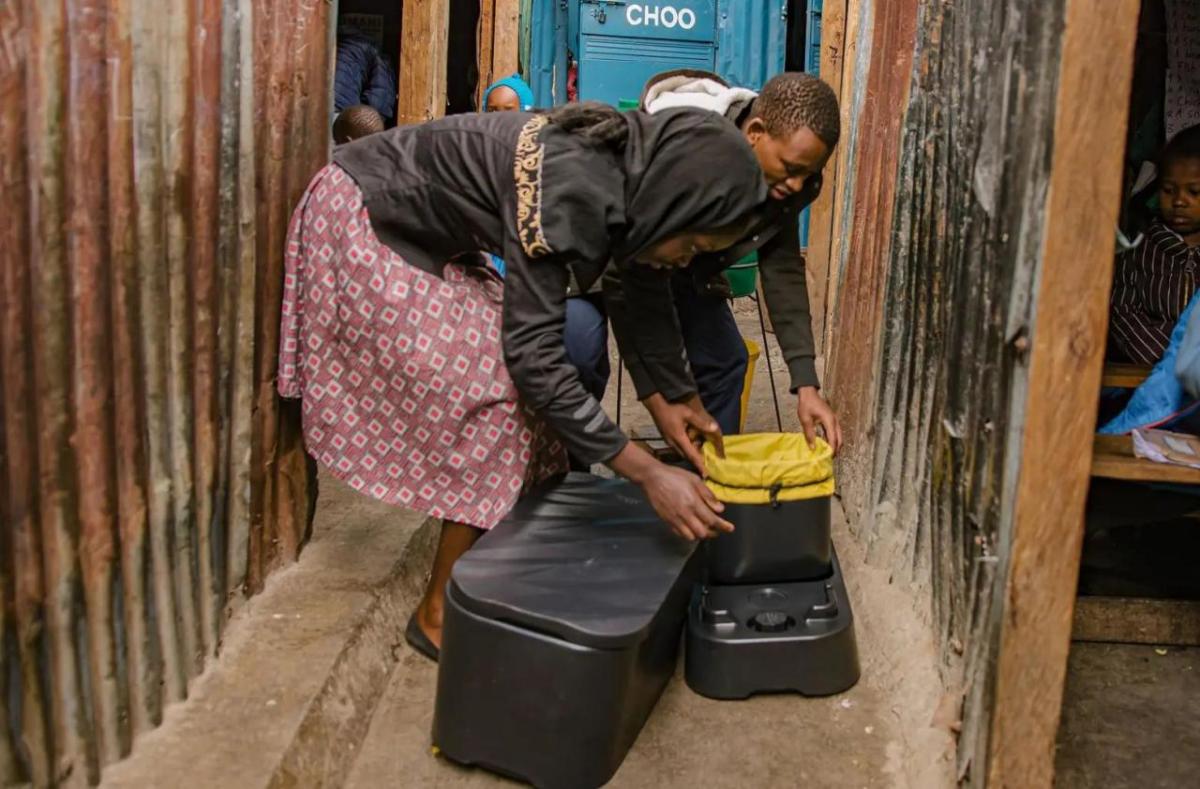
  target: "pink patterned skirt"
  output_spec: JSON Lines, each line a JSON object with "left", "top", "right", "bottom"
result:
{"left": 278, "top": 164, "right": 567, "bottom": 529}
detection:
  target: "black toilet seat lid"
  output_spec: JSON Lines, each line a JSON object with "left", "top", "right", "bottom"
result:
{"left": 450, "top": 474, "right": 697, "bottom": 649}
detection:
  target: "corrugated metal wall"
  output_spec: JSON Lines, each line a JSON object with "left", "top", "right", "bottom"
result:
{"left": 823, "top": 0, "right": 1067, "bottom": 783}
{"left": 0, "top": 0, "right": 328, "bottom": 784}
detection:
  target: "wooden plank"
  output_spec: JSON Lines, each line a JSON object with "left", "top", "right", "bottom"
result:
{"left": 131, "top": 0, "right": 187, "bottom": 707}
{"left": 824, "top": 0, "right": 918, "bottom": 522}
{"left": 491, "top": 0, "right": 520, "bottom": 82}
{"left": 398, "top": 0, "right": 450, "bottom": 125}
{"left": 106, "top": 0, "right": 157, "bottom": 742}
{"left": 0, "top": 0, "right": 53, "bottom": 781}
{"left": 803, "top": 0, "right": 847, "bottom": 359}
{"left": 985, "top": 1, "right": 1141, "bottom": 787}
{"left": 1091, "top": 434, "right": 1200, "bottom": 484}
{"left": 1072, "top": 597, "right": 1200, "bottom": 647}
{"left": 1101, "top": 362, "right": 1152, "bottom": 388}
{"left": 822, "top": 0, "right": 861, "bottom": 365}
{"left": 225, "top": 0, "right": 257, "bottom": 599}
{"left": 191, "top": 0, "right": 225, "bottom": 661}
{"left": 29, "top": 0, "right": 97, "bottom": 782}
{"left": 67, "top": 0, "right": 124, "bottom": 768}
{"left": 476, "top": 0, "right": 496, "bottom": 109}
{"left": 163, "top": 0, "right": 203, "bottom": 683}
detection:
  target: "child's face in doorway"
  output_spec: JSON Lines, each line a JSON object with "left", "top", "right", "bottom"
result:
{"left": 1160, "top": 157, "right": 1200, "bottom": 242}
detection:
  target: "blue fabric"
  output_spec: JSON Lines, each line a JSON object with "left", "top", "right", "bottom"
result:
{"left": 483, "top": 74, "right": 535, "bottom": 111}
{"left": 1176, "top": 292, "right": 1200, "bottom": 399}
{"left": 1101, "top": 288, "right": 1200, "bottom": 434}
{"left": 334, "top": 32, "right": 397, "bottom": 120}
{"left": 672, "top": 272, "right": 748, "bottom": 436}
{"left": 487, "top": 253, "right": 506, "bottom": 277}
{"left": 563, "top": 296, "right": 610, "bottom": 402}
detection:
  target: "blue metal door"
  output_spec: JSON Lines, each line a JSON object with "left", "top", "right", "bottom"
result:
{"left": 578, "top": 0, "right": 718, "bottom": 106}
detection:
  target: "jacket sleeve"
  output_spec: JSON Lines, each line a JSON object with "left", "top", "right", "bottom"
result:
{"left": 501, "top": 242, "right": 629, "bottom": 466}
{"left": 601, "top": 262, "right": 699, "bottom": 402}
{"left": 757, "top": 208, "right": 820, "bottom": 390}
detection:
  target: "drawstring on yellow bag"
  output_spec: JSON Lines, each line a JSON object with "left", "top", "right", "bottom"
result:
{"left": 703, "top": 433, "right": 835, "bottom": 506}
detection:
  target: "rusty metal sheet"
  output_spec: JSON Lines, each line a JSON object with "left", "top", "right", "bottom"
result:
{"left": 0, "top": 0, "right": 329, "bottom": 782}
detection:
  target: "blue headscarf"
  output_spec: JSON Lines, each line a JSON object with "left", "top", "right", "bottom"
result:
{"left": 483, "top": 74, "right": 535, "bottom": 111}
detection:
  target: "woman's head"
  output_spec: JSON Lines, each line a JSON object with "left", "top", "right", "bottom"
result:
{"left": 484, "top": 74, "right": 535, "bottom": 112}
{"left": 635, "top": 220, "right": 757, "bottom": 269}
{"left": 518, "top": 105, "right": 767, "bottom": 270}
{"left": 618, "top": 108, "right": 769, "bottom": 266}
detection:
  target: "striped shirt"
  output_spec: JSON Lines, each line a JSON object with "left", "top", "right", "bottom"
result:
{"left": 1109, "top": 223, "right": 1200, "bottom": 365}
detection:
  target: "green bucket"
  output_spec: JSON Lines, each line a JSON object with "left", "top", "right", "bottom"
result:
{"left": 723, "top": 252, "right": 759, "bottom": 298}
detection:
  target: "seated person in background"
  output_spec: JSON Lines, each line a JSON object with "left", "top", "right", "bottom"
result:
{"left": 1109, "top": 124, "right": 1200, "bottom": 365}
{"left": 332, "top": 105, "right": 385, "bottom": 145}
{"left": 484, "top": 74, "right": 535, "bottom": 112}
{"left": 334, "top": 26, "right": 398, "bottom": 125}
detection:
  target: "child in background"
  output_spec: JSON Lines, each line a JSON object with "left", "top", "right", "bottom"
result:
{"left": 1110, "top": 124, "right": 1200, "bottom": 365}
{"left": 332, "top": 105, "right": 385, "bottom": 145}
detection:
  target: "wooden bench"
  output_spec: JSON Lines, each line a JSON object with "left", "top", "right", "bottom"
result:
{"left": 1101, "top": 362, "right": 1153, "bottom": 388}
{"left": 1080, "top": 434, "right": 1200, "bottom": 647}
{"left": 1091, "top": 434, "right": 1200, "bottom": 485}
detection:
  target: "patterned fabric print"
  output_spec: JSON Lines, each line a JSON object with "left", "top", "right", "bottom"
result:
{"left": 278, "top": 164, "right": 568, "bottom": 529}
{"left": 513, "top": 115, "right": 552, "bottom": 258}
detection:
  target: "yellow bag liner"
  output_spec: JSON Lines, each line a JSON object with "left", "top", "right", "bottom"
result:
{"left": 703, "top": 433, "right": 835, "bottom": 504}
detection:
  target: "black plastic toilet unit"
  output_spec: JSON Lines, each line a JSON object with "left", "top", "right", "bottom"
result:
{"left": 685, "top": 491, "right": 861, "bottom": 700}
{"left": 432, "top": 473, "right": 698, "bottom": 789}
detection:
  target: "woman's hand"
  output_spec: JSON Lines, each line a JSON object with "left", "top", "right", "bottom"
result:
{"left": 608, "top": 442, "right": 734, "bottom": 541}
{"left": 642, "top": 393, "right": 725, "bottom": 476}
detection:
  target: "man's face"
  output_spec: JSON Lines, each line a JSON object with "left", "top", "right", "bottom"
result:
{"left": 486, "top": 85, "right": 521, "bottom": 112}
{"left": 743, "top": 118, "right": 831, "bottom": 201}
{"left": 1160, "top": 157, "right": 1200, "bottom": 240}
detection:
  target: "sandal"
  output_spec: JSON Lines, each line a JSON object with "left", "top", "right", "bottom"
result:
{"left": 405, "top": 613, "right": 440, "bottom": 663}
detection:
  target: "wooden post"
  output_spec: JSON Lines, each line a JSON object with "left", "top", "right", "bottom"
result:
{"left": 802, "top": 0, "right": 848, "bottom": 361}
{"left": 492, "top": 0, "right": 520, "bottom": 80}
{"left": 984, "top": 1, "right": 1140, "bottom": 786}
{"left": 476, "top": 0, "right": 496, "bottom": 108}
{"left": 398, "top": 0, "right": 450, "bottom": 125}
{"left": 822, "top": 0, "right": 862, "bottom": 366}
{"left": 476, "top": 0, "right": 520, "bottom": 110}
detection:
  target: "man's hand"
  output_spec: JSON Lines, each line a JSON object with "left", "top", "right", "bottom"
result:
{"left": 797, "top": 386, "right": 842, "bottom": 455}
{"left": 642, "top": 393, "right": 725, "bottom": 476}
{"left": 639, "top": 463, "right": 734, "bottom": 541}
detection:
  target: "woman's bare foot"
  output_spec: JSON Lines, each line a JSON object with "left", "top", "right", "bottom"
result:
{"left": 413, "top": 520, "right": 484, "bottom": 650}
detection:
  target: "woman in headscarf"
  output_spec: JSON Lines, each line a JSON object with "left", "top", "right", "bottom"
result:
{"left": 278, "top": 103, "right": 767, "bottom": 657}
{"left": 483, "top": 73, "right": 535, "bottom": 112}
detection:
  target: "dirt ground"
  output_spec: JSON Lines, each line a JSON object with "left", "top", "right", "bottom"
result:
{"left": 1055, "top": 642, "right": 1199, "bottom": 789}
{"left": 342, "top": 302, "right": 956, "bottom": 788}
{"left": 322, "top": 301, "right": 1196, "bottom": 787}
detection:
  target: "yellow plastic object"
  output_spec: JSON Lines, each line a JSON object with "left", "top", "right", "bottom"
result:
{"left": 703, "top": 433, "right": 835, "bottom": 504}
{"left": 738, "top": 338, "right": 760, "bottom": 432}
